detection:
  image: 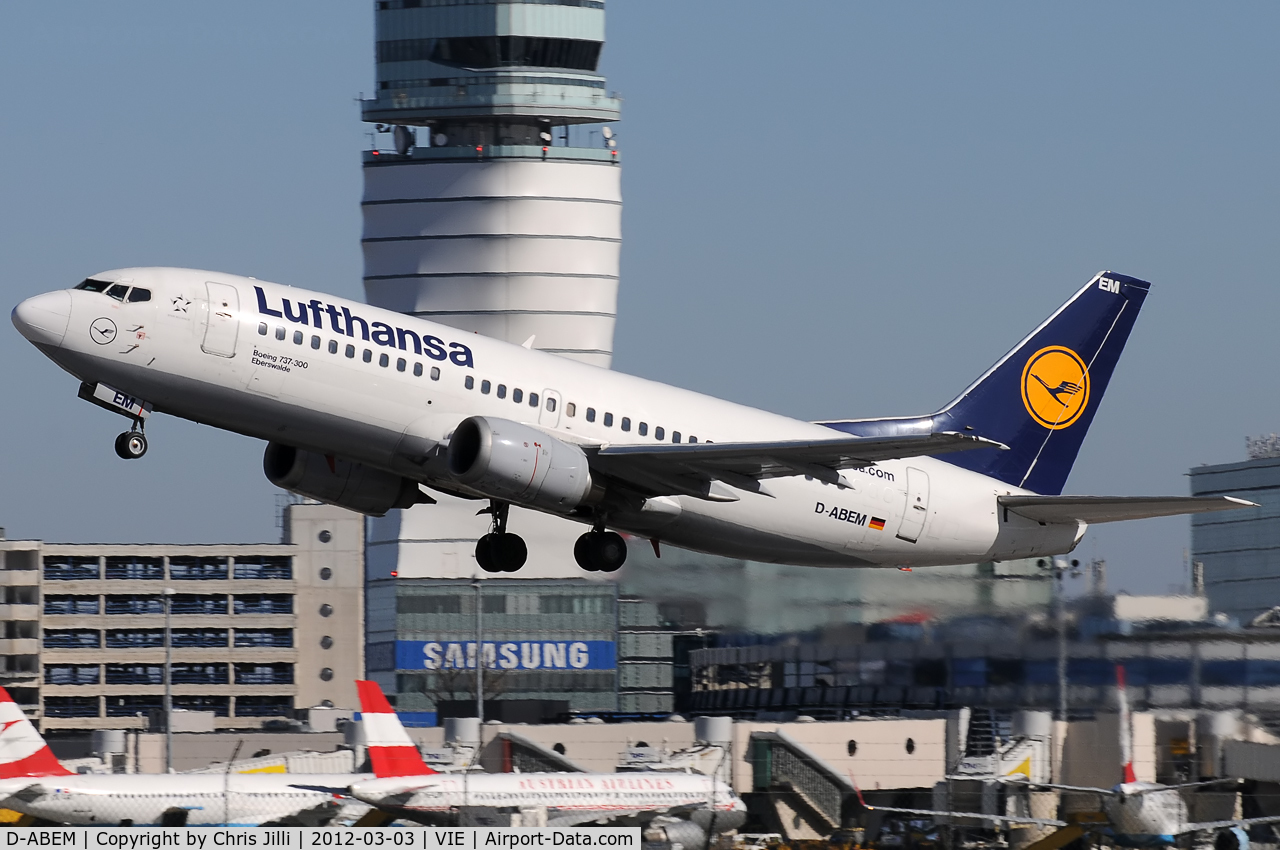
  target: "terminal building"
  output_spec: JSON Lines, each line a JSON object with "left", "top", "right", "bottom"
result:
{"left": 685, "top": 588, "right": 1280, "bottom": 720}
{"left": 0, "top": 504, "right": 363, "bottom": 731}
{"left": 1191, "top": 435, "right": 1280, "bottom": 626}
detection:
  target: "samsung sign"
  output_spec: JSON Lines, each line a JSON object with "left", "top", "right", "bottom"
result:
{"left": 396, "top": 640, "right": 615, "bottom": 672}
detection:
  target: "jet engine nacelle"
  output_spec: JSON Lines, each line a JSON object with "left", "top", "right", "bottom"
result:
{"left": 446, "top": 416, "right": 595, "bottom": 511}
{"left": 263, "top": 443, "right": 426, "bottom": 517}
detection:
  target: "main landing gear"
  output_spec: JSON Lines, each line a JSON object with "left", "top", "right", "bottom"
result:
{"left": 574, "top": 527, "right": 627, "bottom": 573}
{"left": 475, "top": 501, "right": 527, "bottom": 573}
{"left": 113, "top": 425, "right": 148, "bottom": 460}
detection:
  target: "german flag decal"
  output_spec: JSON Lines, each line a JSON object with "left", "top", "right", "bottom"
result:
{"left": 869, "top": 517, "right": 886, "bottom": 531}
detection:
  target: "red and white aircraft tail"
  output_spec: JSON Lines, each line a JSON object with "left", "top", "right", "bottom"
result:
{"left": 356, "top": 680, "right": 436, "bottom": 778}
{"left": 0, "top": 686, "right": 71, "bottom": 778}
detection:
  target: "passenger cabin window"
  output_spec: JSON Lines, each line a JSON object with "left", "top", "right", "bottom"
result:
{"left": 430, "top": 366, "right": 440, "bottom": 380}
{"left": 258, "top": 323, "right": 268, "bottom": 336}
{"left": 513, "top": 388, "right": 523, "bottom": 403}
{"left": 76, "top": 278, "right": 112, "bottom": 292}
{"left": 396, "top": 357, "right": 406, "bottom": 372}
{"left": 497, "top": 384, "right": 507, "bottom": 399}
{"left": 465, "top": 376, "right": 475, "bottom": 389}
{"left": 345, "top": 344, "right": 355, "bottom": 358}
{"left": 275, "top": 326, "right": 286, "bottom": 341}
{"left": 689, "top": 436, "right": 698, "bottom": 443}
{"left": 127, "top": 288, "right": 151, "bottom": 303}
{"left": 672, "top": 431, "right": 681, "bottom": 443}
{"left": 655, "top": 427, "right": 665, "bottom": 441}
{"left": 546, "top": 397, "right": 556, "bottom": 412}
{"left": 106, "top": 284, "right": 129, "bottom": 302}
{"left": 413, "top": 362, "right": 423, "bottom": 377}
{"left": 379, "top": 353, "right": 389, "bottom": 367}
{"left": 638, "top": 422, "right": 648, "bottom": 436}
{"left": 328, "top": 340, "right": 338, "bottom": 354}
{"left": 293, "top": 331, "right": 303, "bottom": 345}
{"left": 529, "top": 392, "right": 539, "bottom": 407}
{"left": 363, "top": 349, "right": 372, "bottom": 363}
{"left": 604, "top": 412, "right": 614, "bottom": 427}
{"left": 481, "top": 380, "right": 491, "bottom": 394}
{"left": 586, "top": 408, "right": 596, "bottom": 422}
{"left": 310, "top": 335, "right": 321, "bottom": 349}
{"left": 621, "top": 417, "right": 631, "bottom": 432}
{"left": 566, "top": 402, "right": 576, "bottom": 417}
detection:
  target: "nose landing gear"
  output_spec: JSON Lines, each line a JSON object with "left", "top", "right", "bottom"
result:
{"left": 114, "top": 426, "right": 148, "bottom": 460}
{"left": 475, "top": 501, "right": 527, "bottom": 573}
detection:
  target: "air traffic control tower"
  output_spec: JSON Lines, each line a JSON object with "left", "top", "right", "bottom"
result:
{"left": 360, "top": 0, "right": 622, "bottom": 367}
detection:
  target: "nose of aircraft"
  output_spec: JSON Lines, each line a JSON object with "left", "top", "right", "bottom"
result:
{"left": 11, "top": 291, "right": 71, "bottom": 347}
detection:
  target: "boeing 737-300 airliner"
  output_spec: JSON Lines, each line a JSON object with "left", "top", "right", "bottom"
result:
{"left": 11, "top": 268, "right": 1252, "bottom": 573}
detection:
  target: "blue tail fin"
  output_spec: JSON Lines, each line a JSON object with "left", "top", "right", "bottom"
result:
{"left": 823, "top": 272, "right": 1150, "bottom": 495}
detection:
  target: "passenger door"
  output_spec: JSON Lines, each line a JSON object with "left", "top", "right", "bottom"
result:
{"left": 895, "top": 467, "right": 930, "bottom": 543}
{"left": 201, "top": 281, "right": 239, "bottom": 357}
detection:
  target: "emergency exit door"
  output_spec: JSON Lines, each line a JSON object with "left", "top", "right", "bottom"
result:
{"left": 895, "top": 467, "right": 930, "bottom": 543}
{"left": 201, "top": 281, "right": 240, "bottom": 357}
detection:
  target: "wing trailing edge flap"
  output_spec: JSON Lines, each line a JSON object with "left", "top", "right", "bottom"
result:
{"left": 593, "top": 432, "right": 1005, "bottom": 501}
{"left": 1000, "top": 495, "right": 1257, "bottom": 525}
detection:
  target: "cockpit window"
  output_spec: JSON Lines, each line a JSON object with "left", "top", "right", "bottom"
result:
{"left": 126, "top": 288, "right": 151, "bottom": 303}
{"left": 75, "top": 279, "right": 112, "bottom": 293}
{"left": 106, "top": 284, "right": 129, "bottom": 302}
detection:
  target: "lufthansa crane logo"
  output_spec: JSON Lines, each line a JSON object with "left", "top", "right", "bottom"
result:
{"left": 1021, "top": 346, "right": 1090, "bottom": 430}
{"left": 89, "top": 317, "right": 117, "bottom": 345}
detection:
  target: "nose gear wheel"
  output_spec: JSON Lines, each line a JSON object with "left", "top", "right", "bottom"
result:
{"left": 114, "top": 429, "right": 148, "bottom": 460}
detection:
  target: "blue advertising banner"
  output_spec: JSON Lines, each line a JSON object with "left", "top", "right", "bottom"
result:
{"left": 395, "top": 640, "right": 616, "bottom": 671}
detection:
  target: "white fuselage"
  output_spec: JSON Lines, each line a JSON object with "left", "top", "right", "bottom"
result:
{"left": 349, "top": 770, "right": 743, "bottom": 819}
{"left": 0, "top": 772, "right": 370, "bottom": 826}
{"left": 19, "top": 268, "right": 1086, "bottom": 568}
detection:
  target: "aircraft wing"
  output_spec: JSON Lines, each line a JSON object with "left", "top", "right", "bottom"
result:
{"left": 592, "top": 432, "right": 1006, "bottom": 500}
{"left": 0, "top": 783, "right": 45, "bottom": 804}
{"left": 860, "top": 803, "right": 1066, "bottom": 828}
{"left": 1177, "top": 814, "right": 1280, "bottom": 835}
{"left": 288, "top": 783, "right": 352, "bottom": 796}
{"left": 987, "top": 778, "right": 1116, "bottom": 796}
{"left": 547, "top": 809, "right": 656, "bottom": 827}
{"left": 999, "top": 495, "right": 1256, "bottom": 525}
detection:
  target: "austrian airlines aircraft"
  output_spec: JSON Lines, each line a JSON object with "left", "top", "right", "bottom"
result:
{"left": 348, "top": 681, "right": 745, "bottom": 830}
{"left": 0, "top": 687, "right": 369, "bottom": 826}
{"left": 866, "top": 667, "right": 1280, "bottom": 849}
{"left": 11, "top": 268, "right": 1250, "bottom": 572}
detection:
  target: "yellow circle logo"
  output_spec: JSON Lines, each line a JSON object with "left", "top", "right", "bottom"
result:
{"left": 1021, "top": 346, "right": 1090, "bottom": 430}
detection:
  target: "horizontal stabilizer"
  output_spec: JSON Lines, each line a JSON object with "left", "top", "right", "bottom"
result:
{"left": 999, "top": 495, "right": 1256, "bottom": 525}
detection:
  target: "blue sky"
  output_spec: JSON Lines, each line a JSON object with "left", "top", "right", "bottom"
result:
{"left": 2, "top": 2, "right": 1277, "bottom": 595}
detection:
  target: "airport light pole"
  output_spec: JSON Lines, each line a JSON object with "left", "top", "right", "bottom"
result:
{"left": 163, "top": 587, "right": 175, "bottom": 772}
{"left": 474, "top": 579, "right": 483, "bottom": 723}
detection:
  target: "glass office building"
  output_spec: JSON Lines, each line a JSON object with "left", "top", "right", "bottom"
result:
{"left": 366, "top": 578, "right": 619, "bottom": 722}
{"left": 1191, "top": 445, "right": 1280, "bottom": 625}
